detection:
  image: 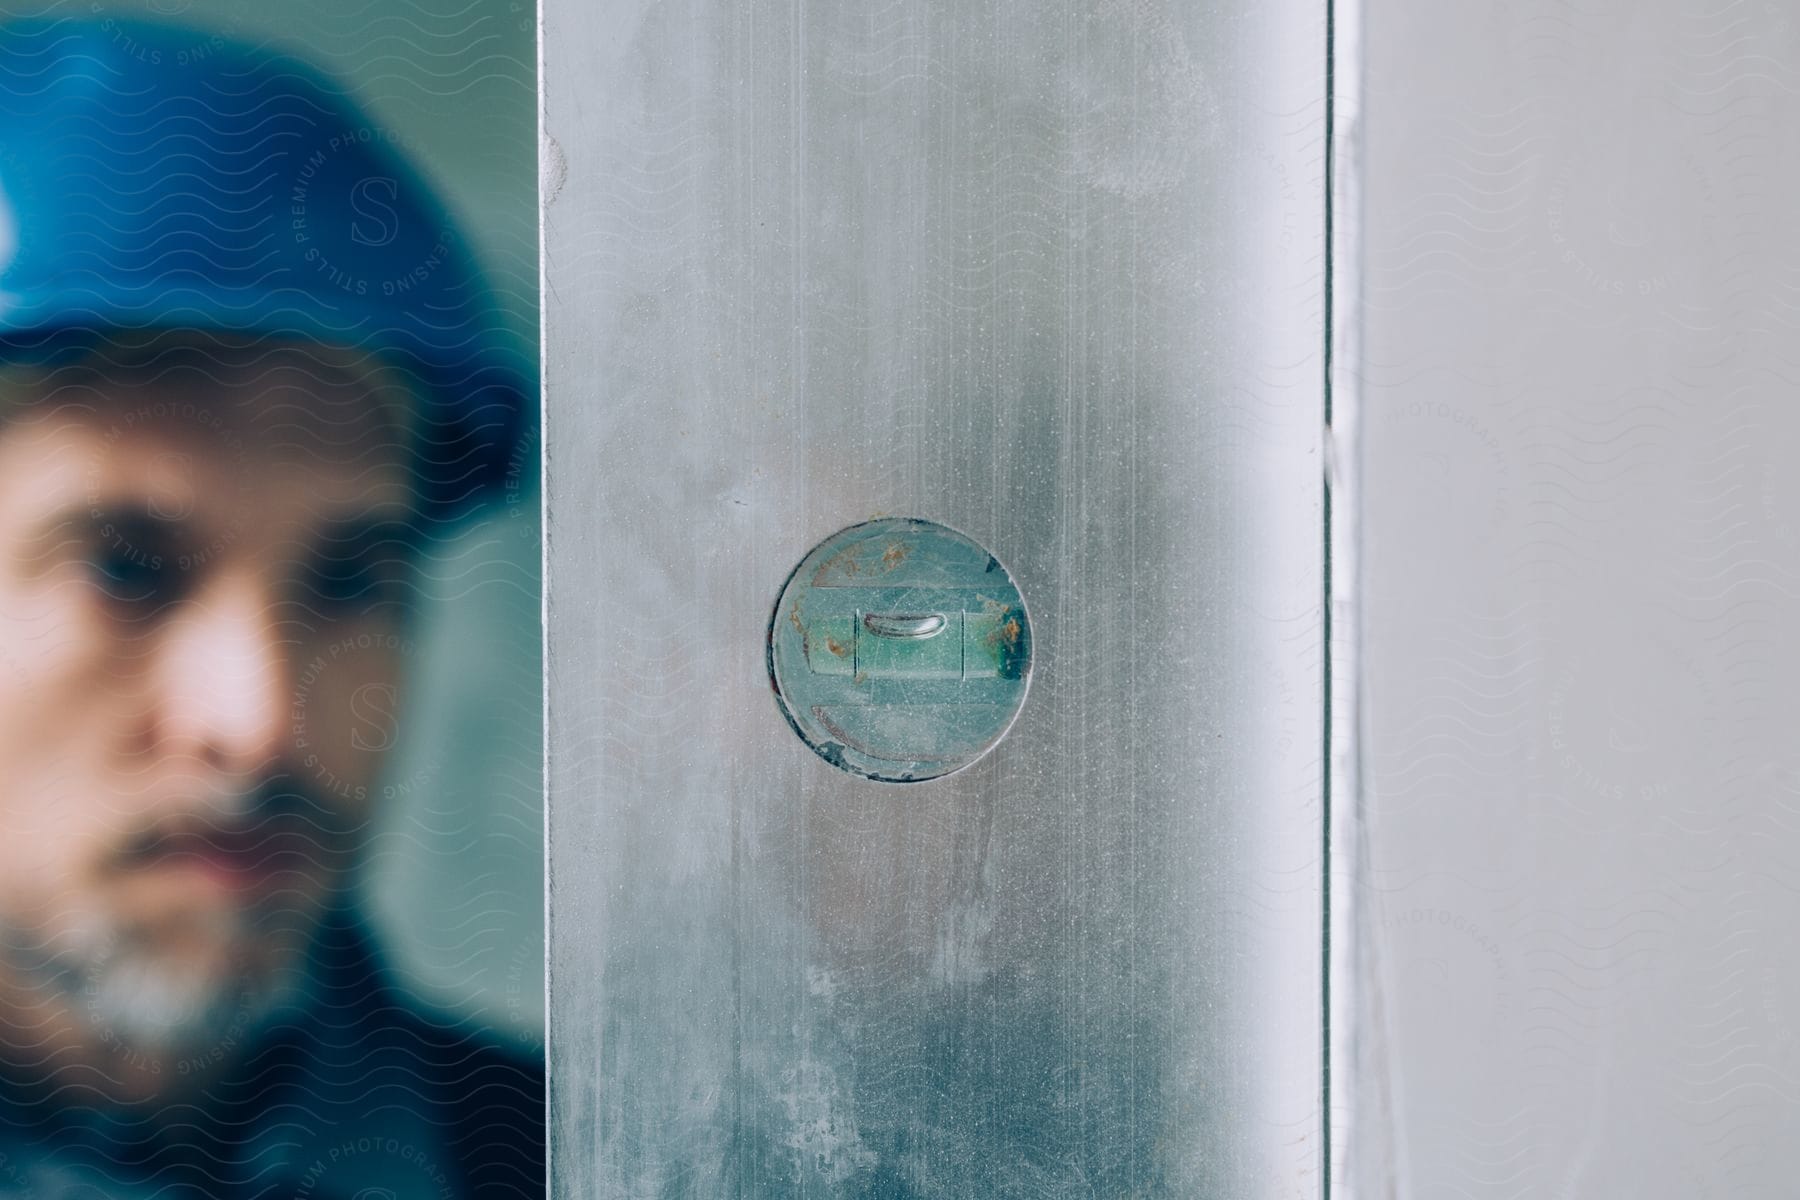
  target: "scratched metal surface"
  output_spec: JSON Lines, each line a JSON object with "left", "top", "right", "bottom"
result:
{"left": 1356, "top": 2, "right": 1800, "bottom": 1195}
{"left": 544, "top": 1, "right": 1327, "bottom": 1194}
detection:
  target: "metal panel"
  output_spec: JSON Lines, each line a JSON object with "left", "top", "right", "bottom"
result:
{"left": 544, "top": 1, "right": 1328, "bottom": 1194}
{"left": 1357, "top": 2, "right": 1800, "bottom": 1195}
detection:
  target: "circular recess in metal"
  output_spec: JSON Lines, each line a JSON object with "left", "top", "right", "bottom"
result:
{"left": 769, "top": 518, "right": 1032, "bottom": 783}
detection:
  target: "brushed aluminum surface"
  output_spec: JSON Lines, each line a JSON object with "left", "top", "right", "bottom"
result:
{"left": 544, "top": 1, "right": 1329, "bottom": 1194}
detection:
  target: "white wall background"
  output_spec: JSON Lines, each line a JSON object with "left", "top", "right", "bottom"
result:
{"left": 1357, "top": 1, "right": 1800, "bottom": 1194}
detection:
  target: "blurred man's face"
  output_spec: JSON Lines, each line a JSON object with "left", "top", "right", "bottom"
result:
{"left": 0, "top": 340, "right": 416, "bottom": 1102}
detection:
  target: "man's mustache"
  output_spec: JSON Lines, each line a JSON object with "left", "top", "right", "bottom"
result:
{"left": 112, "top": 774, "right": 363, "bottom": 869}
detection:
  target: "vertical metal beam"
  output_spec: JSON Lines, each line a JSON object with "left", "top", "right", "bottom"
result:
{"left": 545, "top": 2, "right": 1330, "bottom": 1193}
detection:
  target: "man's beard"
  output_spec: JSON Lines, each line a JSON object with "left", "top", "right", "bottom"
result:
{"left": 0, "top": 773, "right": 356, "bottom": 1072}
{"left": 67, "top": 901, "right": 320, "bottom": 1059}
{"left": 2, "top": 893, "right": 325, "bottom": 1069}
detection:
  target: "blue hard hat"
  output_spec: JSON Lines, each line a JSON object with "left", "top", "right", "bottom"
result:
{"left": 0, "top": 15, "right": 534, "bottom": 522}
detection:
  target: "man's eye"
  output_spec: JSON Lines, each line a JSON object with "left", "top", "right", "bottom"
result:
{"left": 306, "top": 554, "right": 410, "bottom": 611}
{"left": 83, "top": 544, "right": 172, "bottom": 606}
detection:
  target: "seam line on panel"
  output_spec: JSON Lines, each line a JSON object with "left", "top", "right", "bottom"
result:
{"left": 536, "top": 0, "right": 552, "bottom": 1188}
{"left": 1322, "top": 0, "right": 1337, "bottom": 1194}
{"left": 1324, "top": 0, "right": 1374, "bottom": 1192}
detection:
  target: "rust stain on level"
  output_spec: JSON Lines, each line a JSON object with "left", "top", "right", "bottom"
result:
{"left": 811, "top": 542, "right": 865, "bottom": 586}
{"left": 789, "top": 598, "right": 809, "bottom": 656}
{"left": 974, "top": 598, "right": 1028, "bottom": 680}
{"left": 980, "top": 603, "right": 1016, "bottom": 648}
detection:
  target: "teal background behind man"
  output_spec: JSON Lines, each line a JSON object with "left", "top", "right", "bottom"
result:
{"left": 0, "top": 7, "right": 542, "bottom": 1197}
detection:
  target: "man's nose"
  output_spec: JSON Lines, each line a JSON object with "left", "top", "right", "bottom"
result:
{"left": 148, "top": 568, "right": 290, "bottom": 776}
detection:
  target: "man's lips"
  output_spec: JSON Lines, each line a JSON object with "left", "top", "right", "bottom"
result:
{"left": 121, "top": 828, "right": 320, "bottom": 890}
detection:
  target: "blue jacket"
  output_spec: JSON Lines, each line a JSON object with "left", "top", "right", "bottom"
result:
{"left": 0, "top": 905, "right": 545, "bottom": 1199}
